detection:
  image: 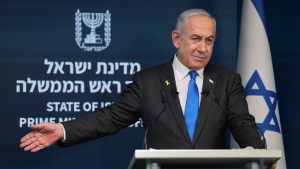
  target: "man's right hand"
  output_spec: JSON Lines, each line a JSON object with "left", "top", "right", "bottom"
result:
{"left": 20, "top": 123, "right": 64, "bottom": 153}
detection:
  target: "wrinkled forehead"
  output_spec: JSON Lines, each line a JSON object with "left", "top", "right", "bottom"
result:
{"left": 185, "top": 15, "right": 216, "bottom": 33}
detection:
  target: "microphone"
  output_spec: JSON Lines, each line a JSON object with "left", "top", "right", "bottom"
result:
{"left": 171, "top": 89, "right": 179, "bottom": 97}
{"left": 143, "top": 90, "right": 167, "bottom": 149}
{"left": 210, "top": 89, "right": 267, "bottom": 149}
{"left": 201, "top": 89, "right": 210, "bottom": 97}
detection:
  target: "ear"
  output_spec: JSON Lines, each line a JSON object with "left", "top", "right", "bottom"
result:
{"left": 172, "top": 30, "right": 180, "bottom": 48}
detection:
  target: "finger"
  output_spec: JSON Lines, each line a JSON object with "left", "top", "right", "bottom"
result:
{"left": 266, "top": 163, "right": 277, "bottom": 169}
{"left": 24, "top": 139, "right": 40, "bottom": 151}
{"left": 22, "top": 132, "right": 49, "bottom": 151}
{"left": 20, "top": 133, "right": 36, "bottom": 148}
{"left": 20, "top": 132, "right": 34, "bottom": 143}
{"left": 22, "top": 132, "right": 42, "bottom": 150}
{"left": 20, "top": 141, "right": 30, "bottom": 148}
{"left": 29, "top": 123, "right": 44, "bottom": 130}
{"left": 271, "top": 163, "right": 277, "bottom": 169}
{"left": 31, "top": 144, "right": 45, "bottom": 153}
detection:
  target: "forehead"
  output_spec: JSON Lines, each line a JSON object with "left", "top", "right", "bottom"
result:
{"left": 185, "top": 15, "right": 215, "bottom": 35}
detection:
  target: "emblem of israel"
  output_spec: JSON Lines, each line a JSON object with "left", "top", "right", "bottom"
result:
{"left": 75, "top": 9, "right": 111, "bottom": 52}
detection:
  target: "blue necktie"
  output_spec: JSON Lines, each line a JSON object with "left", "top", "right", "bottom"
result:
{"left": 185, "top": 71, "right": 199, "bottom": 141}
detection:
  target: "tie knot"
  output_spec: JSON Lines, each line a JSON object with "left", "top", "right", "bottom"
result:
{"left": 189, "top": 71, "right": 198, "bottom": 80}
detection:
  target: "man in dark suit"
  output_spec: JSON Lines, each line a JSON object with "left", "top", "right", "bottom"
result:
{"left": 20, "top": 9, "right": 275, "bottom": 168}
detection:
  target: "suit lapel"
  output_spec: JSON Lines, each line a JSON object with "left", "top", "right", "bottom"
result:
{"left": 158, "top": 61, "right": 220, "bottom": 145}
{"left": 158, "top": 61, "right": 191, "bottom": 144}
{"left": 193, "top": 64, "right": 219, "bottom": 145}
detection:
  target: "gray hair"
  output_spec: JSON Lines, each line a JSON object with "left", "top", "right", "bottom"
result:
{"left": 175, "top": 9, "right": 216, "bottom": 38}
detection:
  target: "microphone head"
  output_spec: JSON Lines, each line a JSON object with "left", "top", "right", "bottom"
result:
{"left": 201, "top": 89, "right": 210, "bottom": 96}
{"left": 171, "top": 89, "right": 179, "bottom": 97}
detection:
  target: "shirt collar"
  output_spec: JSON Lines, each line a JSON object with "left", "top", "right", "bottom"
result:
{"left": 172, "top": 54, "right": 204, "bottom": 81}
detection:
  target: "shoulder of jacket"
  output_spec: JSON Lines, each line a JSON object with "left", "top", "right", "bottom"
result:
{"left": 205, "top": 63, "right": 238, "bottom": 76}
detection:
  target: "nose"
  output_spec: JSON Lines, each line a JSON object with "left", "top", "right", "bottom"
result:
{"left": 197, "top": 40, "right": 206, "bottom": 52}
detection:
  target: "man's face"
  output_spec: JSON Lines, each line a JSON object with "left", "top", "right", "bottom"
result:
{"left": 172, "top": 15, "right": 216, "bottom": 71}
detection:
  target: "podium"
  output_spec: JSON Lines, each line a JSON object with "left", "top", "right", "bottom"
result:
{"left": 128, "top": 149, "right": 281, "bottom": 169}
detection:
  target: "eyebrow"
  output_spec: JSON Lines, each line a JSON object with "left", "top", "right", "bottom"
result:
{"left": 206, "top": 35, "right": 215, "bottom": 39}
{"left": 190, "top": 34, "right": 215, "bottom": 39}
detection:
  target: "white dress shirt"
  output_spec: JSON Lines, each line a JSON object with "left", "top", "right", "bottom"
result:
{"left": 172, "top": 55, "right": 204, "bottom": 114}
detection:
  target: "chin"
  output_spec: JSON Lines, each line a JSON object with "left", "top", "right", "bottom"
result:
{"left": 189, "top": 66, "right": 202, "bottom": 71}
{"left": 190, "top": 63, "right": 205, "bottom": 70}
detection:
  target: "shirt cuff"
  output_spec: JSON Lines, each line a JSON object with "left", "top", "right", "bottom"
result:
{"left": 59, "top": 123, "right": 66, "bottom": 142}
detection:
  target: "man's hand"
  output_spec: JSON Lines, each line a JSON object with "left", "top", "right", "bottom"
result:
{"left": 268, "top": 162, "right": 277, "bottom": 169}
{"left": 20, "top": 123, "right": 64, "bottom": 152}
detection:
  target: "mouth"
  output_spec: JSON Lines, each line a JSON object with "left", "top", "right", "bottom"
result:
{"left": 193, "top": 55, "right": 205, "bottom": 61}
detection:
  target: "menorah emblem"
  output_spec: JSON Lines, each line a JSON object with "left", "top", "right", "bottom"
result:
{"left": 75, "top": 9, "right": 111, "bottom": 52}
{"left": 82, "top": 13, "right": 103, "bottom": 44}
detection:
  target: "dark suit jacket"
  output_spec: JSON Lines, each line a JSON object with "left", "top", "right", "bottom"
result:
{"left": 59, "top": 59, "right": 263, "bottom": 149}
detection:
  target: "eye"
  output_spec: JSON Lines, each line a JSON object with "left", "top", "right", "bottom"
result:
{"left": 190, "top": 37, "right": 200, "bottom": 42}
{"left": 205, "top": 38, "right": 214, "bottom": 45}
